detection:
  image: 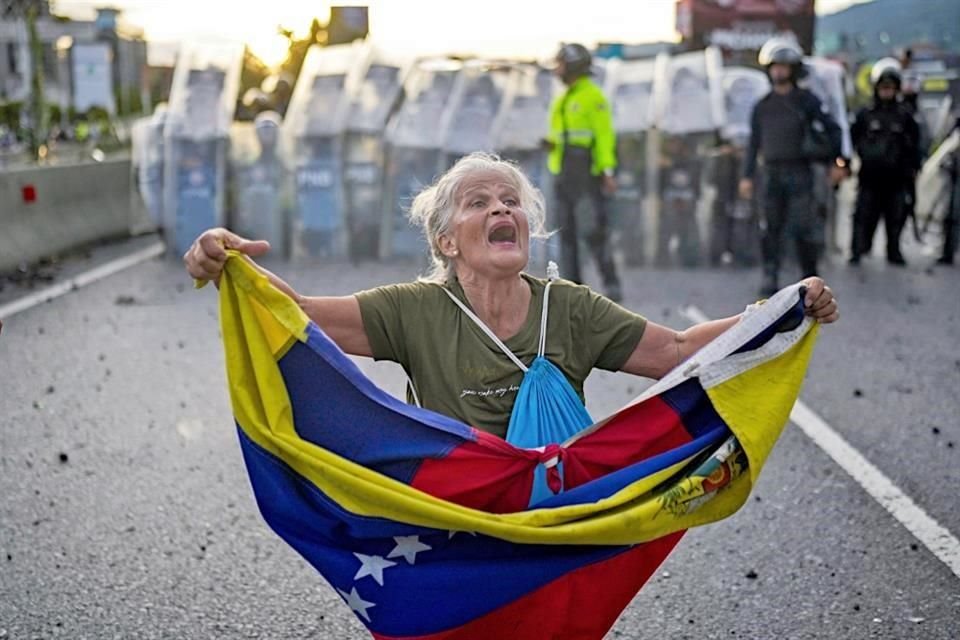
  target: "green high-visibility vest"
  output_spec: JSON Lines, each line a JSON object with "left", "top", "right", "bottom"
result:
{"left": 547, "top": 76, "right": 617, "bottom": 176}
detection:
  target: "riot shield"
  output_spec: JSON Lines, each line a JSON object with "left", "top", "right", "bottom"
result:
{"left": 801, "top": 57, "right": 852, "bottom": 253}
{"left": 709, "top": 66, "right": 768, "bottom": 266}
{"left": 229, "top": 113, "right": 288, "bottom": 256}
{"left": 344, "top": 51, "right": 409, "bottom": 260}
{"left": 131, "top": 105, "right": 167, "bottom": 230}
{"left": 381, "top": 57, "right": 462, "bottom": 259}
{"left": 492, "top": 63, "right": 559, "bottom": 270}
{"left": 606, "top": 57, "right": 656, "bottom": 266}
{"left": 440, "top": 60, "right": 512, "bottom": 167}
{"left": 163, "top": 42, "right": 243, "bottom": 256}
{"left": 650, "top": 48, "right": 725, "bottom": 267}
{"left": 284, "top": 44, "right": 363, "bottom": 259}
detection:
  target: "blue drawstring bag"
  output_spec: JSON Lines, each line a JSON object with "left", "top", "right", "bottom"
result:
{"left": 505, "top": 355, "right": 593, "bottom": 506}
{"left": 445, "top": 275, "right": 593, "bottom": 507}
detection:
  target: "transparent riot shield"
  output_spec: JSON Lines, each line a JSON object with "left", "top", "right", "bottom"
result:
{"left": 440, "top": 60, "right": 512, "bottom": 168}
{"left": 605, "top": 57, "right": 656, "bottom": 266}
{"left": 381, "top": 57, "right": 462, "bottom": 259}
{"left": 708, "top": 67, "right": 768, "bottom": 266}
{"left": 163, "top": 42, "right": 243, "bottom": 256}
{"left": 650, "top": 47, "right": 725, "bottom": 267}
{"left": 344, "top": 51, "right": 408, "bottom": 260}
{"left": 492, "top": 63, "right": 558, "bottom": 270}
{"left": 284, "top": 44, "right": 362, "bottom": 259}
{"left": 801, "top": 57, "right": 853, "bottom": 253}
{"left": 130, "top": 104, "right": 167, "bottom": 230}
{"left": 230, "top": 112, "right": 288, "bottom": 256}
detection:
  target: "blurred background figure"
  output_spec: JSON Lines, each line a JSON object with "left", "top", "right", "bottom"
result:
{"left": 230, "top": 110, "right": 289, "bottom": 257}
{"left": 708, "top": 67, "right": 768, "bottom": 267}
{"left": 649, "top": 47, "right": 724, "bottom": 270}
{"left": 604, "top": 57, "right": 655, "bottom": 268}
{"left": 797, "top": 56, "right": 853, "bottom": 255}
{"left": 547, "top": 43, "right": 621, "bottom": 301}
{"left": 656, "top": 133, "right": 702, "bottom": 267}
{"left": 740, "top": 37, "right": 841, "bottom": 296}
{"left": 848, "top": 58, "right": 920, "bottom": 266}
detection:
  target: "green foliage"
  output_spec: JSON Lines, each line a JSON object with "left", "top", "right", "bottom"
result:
{"left": 278, "top": 17, "right": 326, "bottom": 90}
{"left": 0, "top": 101, "right": 24, "bottom": 132}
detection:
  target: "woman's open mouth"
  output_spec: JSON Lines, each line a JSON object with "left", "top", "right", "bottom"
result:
{"left": 488, "top": 224, "right": 518, "bottom": 246}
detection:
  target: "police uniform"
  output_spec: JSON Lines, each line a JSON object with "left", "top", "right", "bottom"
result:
{"left": 849, "top": 74, "right": 920, "bottom": 264}
{"left": 547, "top": 74, "right": 620, "bottom": 299}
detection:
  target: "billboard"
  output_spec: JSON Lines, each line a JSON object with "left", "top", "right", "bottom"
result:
{"left": 676, "top": 0, "right": 816, "bottom": 55}
{"left": 71, "top": 42, "right": 116, "bottom": 114}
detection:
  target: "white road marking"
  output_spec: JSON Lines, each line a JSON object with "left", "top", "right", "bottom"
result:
{"left": 682, "top": 304, "right": 960, "bottom": 579}
{"left": 0, "top": 241, "right": 165, "bottom": 320}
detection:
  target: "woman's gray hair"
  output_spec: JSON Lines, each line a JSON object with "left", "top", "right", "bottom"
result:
{"left": 408, "top": 151, "right": 549, "bottom": 282}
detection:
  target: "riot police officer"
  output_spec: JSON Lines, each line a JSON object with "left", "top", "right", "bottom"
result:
{"left": 739, "top": 38, "right": 842, "bottom": 296}
{"left": 849, "top": 59, "right": 920, "bottom": 265}
{"left": 546, "top": 43, "right": 621, "bottom": 301}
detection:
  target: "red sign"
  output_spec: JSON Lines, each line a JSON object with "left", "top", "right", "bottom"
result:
{"left": 677, "top": 0, "right": 816, "bottom": 54}
{"left": 21, "top": 184, "right": 37, "bottom": 204}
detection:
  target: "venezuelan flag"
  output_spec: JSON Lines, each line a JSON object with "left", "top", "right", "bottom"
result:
{"left": 215, "top": 252, "right": 818, "bottom": 639}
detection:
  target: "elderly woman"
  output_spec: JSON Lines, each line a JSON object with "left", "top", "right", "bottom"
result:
{"left": 185, "top": 152, "right": 838, "bottom": 440}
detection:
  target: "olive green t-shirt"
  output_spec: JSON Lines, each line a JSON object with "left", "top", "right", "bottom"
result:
{"left": 355, "top": 275, "right": 646, "bottom": 438}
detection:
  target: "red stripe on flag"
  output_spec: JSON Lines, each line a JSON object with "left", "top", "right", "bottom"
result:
{"left": 412, "top": 397, "right": 695, "bottom": 512}
{"left": 372, "top": 531, "right": 685, "bottom": 640}
{"left": 411, "top": 430, "right": 537, "bottom": 512}
{"left": 563, "top": 396, "right": 694, "bottom": 491}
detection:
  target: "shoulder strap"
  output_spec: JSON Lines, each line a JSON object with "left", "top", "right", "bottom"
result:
{"left": 442, "top": 288, "right": 529, "bottom": 372}
{"left": 537, "top": 271, "right": 557, "bottom": 357}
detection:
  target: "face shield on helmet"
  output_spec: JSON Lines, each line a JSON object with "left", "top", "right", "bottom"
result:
{"left": 758, "top": 38, "right": 803, "bottom": 83}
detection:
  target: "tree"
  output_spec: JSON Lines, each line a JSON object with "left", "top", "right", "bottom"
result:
{"left": 278, "top": 17, "right": 326, "bottom": 93}
{"left": 2, "top": 0, "right": 47, "bottom": 158}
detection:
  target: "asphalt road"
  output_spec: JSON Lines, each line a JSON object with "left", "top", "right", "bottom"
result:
{"left": 1, "top": 236, "right": 958, "bottom": 639}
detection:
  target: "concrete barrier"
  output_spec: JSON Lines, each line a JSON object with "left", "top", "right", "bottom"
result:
{"left": 0, "top": 158, "right": 149, "bottom": 273}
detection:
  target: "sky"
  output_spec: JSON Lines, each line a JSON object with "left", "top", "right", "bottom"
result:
{"left": 52, "top": 0, "right": 875, "bottom": 68}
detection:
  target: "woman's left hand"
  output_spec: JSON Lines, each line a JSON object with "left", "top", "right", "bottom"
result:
{"left": 801, "top": 277, "right": 839, "bottom": 324}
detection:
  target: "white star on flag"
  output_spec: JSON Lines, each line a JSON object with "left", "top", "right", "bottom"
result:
{"left": 337, "top": 586, "right": 376, "bottom": 622}
{"left": 387, "top": 535, "right": 432, "bottom": 564}
{"left": 353, "top": 553, "right": 397, "bottom": 586}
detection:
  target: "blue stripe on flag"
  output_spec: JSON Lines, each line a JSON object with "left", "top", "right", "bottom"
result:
{"left": 734, "top": 295, "right": 806, "bottom": 355}
{"left": 237, "top": 426, "right": 632, "bottom": 637}
{"left": 279, "top": 324, "right": 477, "bottom": 484}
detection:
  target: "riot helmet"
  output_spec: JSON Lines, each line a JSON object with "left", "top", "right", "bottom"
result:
{"left": 870, "top": 57, "right": 902, "bottom": 88}
{"left": 758, "top": 38, "right": 803, "bottom": 83}
{"left": 555, "top": 43, "right": 592, "bottom": 83}
{"left": 253, "top": 110, "right": 282, "bottom": 155}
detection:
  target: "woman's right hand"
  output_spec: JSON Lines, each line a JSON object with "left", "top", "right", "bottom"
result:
{"left": 183, "top": 228, "right": 271, "bottom": 284}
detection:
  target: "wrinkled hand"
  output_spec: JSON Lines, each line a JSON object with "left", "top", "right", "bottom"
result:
{"left": 183, "top": 228, "right": 270, "bottom": 285}
{"left": 800, "top": 277, "right": 839, "bottom": 324}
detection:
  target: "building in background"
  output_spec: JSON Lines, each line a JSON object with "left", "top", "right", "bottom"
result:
{"left": 675, "top": 0, "right": 815, "bottom": 64}
{"left": 0, "top": 2, "right": 147, "bottom": 115}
